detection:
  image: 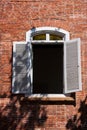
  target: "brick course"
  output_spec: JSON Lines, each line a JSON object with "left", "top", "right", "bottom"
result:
{"left": 0, "top": 0, "right": 87, "bottom": 129}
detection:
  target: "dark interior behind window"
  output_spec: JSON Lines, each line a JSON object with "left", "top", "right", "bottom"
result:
{"left": 33, "top": 43, "right": 63, "bottom": 94}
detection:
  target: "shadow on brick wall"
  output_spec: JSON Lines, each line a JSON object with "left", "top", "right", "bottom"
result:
{"left": 0, "top": 96, "right": 47, "bottom": 130}
{"left": 66, "top": 96, "right": 87, "bottom": 130}
{"left": 0, "top": 44, "right": 48, "bottom": 130}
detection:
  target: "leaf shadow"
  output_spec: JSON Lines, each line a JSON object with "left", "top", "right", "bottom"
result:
{"left": 0, "top": 96, "right": 48, "bottom": 130}
{"left": 66, "top": 95, "right": 87, "bottom": 130}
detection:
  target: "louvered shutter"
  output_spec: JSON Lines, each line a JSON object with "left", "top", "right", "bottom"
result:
{"left": 64, "top": 38, "right": 82, "bottom": 93}
{"left": 12, "top": 42, "right": 32, "bottom": 94}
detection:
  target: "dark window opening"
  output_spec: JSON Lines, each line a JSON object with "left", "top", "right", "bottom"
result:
{"left": 33, "top": 43, "right": 63, "bottom": 94}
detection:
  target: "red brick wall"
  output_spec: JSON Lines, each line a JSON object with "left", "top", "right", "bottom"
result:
{"left": 0, "top": 0, "right": 87, "bottom": 129}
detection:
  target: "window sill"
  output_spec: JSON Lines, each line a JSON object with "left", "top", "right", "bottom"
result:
{"left": 25, "top": 94, "right": 74, "bottom": 101}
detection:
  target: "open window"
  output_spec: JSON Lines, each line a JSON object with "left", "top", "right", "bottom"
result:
{"left": 12, "top": 27, "right": 82, "bottom": 99}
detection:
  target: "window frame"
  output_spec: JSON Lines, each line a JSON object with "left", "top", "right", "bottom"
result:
{"left": 26, "top": 27, "right": 70, "bottom": 42}
{"left": 25, "top": 27, "right": 70, "bottom": 98}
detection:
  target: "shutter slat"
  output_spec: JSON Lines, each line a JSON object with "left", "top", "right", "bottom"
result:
{"left": 12, "top": 42, "right": 32, "bottom": 94}
{"left": 64, "top": 38, "right": 82, "bottom": 93}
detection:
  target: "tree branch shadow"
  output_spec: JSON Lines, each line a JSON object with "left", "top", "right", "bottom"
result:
{"left": 0, "top": 96, "right": 47, "bottom": 130}
{"left": 66, "top": 95, "right": 87, "bottom": 130}
{"left": 0, "top": 43, "right": 48, "bottom": 130}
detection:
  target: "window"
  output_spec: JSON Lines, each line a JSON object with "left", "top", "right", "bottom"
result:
{"left": 12, "top": 27, "right": 82, "bottom": 99}
{"left": 33, "top": 34, "right": 46, "bottom": 40}
{"left": 32, "top": 33, "right": 63, "bottom": 41}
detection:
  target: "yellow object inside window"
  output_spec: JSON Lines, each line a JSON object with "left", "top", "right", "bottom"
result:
{"left": 50, "top": 34, "right": 63, "bottom": 40}
{"left": 33, "top": 34, "right": 46, "bottom": 40}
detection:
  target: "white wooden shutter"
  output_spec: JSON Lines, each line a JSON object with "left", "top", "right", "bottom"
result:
{"left": 12, "top": 42, "right": 32, "bottom": 94}
{"left": 64, "top": 38, "right": 82, "bottom": 93}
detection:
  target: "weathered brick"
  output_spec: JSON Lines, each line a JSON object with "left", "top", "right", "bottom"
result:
{"left": 0, "top": 0, "right": 87, "bottom": 130}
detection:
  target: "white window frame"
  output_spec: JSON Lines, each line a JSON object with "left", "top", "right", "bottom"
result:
{"left": 26, "top": 27, "right": 70, "bottom": 42}
{"left": 25, "top": 27, "right": 70, "bottom": 98}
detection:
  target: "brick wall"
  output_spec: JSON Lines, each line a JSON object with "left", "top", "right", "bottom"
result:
{"left": 0, "top": 0, "right": 87, "bottom": 129}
